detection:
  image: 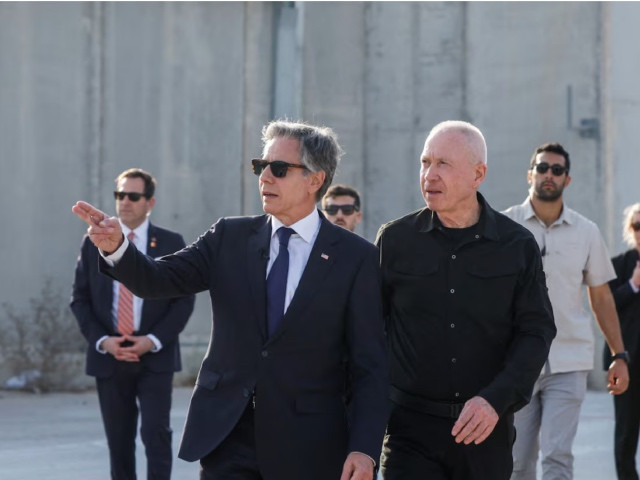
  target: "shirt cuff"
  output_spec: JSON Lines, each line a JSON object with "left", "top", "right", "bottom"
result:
{"left": 147, "top": 334, "right": 162, "bottom": 352}
{"left": 630, "top": 279, "right": 640, "bottom": 294}
{"left": 100, "top": 236, "right": 129, "bottom": 266}
{"left": 96, "top": 335, "right": 109, "bottom": 354}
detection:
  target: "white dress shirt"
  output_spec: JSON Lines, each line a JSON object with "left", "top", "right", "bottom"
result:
{"left": 268, "top": 209, "right": 321, "bottom": 314}
{"left": 97, "top": 218, "right": 161, "bottom": 353}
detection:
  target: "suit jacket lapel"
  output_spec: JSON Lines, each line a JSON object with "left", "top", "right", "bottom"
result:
{"left": 269, "top": 218, "right": 338, "bottom": 342}
{"left": 101, "top": 277, "right": 116, "bottom": 333}
{"left": 247, "top": 216, "right": 271, "bottom": 340}
{"left": 146, "top": 223, "right": 159, "bottom": 258}
{"left": 137, "top": 223, "right": 158, "bottom": 332}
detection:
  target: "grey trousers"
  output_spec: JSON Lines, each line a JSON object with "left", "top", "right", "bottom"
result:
{"left": 511, "top": 370, "right": 589, "bottom": 480}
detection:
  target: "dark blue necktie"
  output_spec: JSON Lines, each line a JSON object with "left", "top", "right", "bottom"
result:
{"left": 266, "top": 227, "right": 295, "bottom": 337}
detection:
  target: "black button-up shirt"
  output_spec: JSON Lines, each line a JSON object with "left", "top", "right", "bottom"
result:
{"left": 376, "top": 193, "right": 556, "bottom": 415}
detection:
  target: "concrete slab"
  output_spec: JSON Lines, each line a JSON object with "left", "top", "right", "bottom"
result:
{"left": 0, "top": 386, "right": 199, "bottom": 480}
{"left": 0, "top": 387, "right": 624, "bottom": 479}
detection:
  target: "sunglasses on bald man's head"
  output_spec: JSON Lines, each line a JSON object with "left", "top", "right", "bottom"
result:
{"left": 323, "top": 204, "right": 359, "bottom": 216}
{"left": 113, "top": 191, "right": 149, "bottom": 202}
{"left": 532, "top": 162, "right": 568, "bottom": 176}
{"left": 251, "top": 159, "right": 309, "bottom": 178}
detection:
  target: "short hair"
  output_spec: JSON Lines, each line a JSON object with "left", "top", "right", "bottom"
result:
{"left": 322, "top": 184, "right": 361, "bottom": 210}
{"left": 115, "top": 168, "right": 156, "bottom": 198}
{"left": 426, "top": 120, "right": 487, "bottom": 165}
{"left": 261, "top": 120, "right": 344, "bottom": 201}
{"left": 622, "top": 202, "right": 640, "bottom": 248}
{"left": 529, "top": 143, "right": 571, "bottom": 173}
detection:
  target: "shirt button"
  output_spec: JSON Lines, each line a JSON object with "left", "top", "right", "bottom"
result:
{"left": 451, "top": 254, "right": 456, "bottom": 259}
{"left": 450, "top": 323, "right": 455, "bottom": 328}
{"left": 455, "top": 392, "right": 460, "bottom": 397}
{"left": 451, "top": 358, "right": 457, "bottom": 363}
{"left": 475, "top": 234, "right": 480, "bottom": 239}
{"left": 450, "top": 289, "right": 455, "bottom": 294}
{"left": 261, "top": 350, "right": 269, "bottom": 358}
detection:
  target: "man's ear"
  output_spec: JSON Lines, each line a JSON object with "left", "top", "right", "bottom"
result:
{"left": 564, "top": 174, "right": 572, "bottom": 189}
{"left": 527, "top": 169, "right": 533, "bottom": 186}
{"left": 473, "top": 163, "right": 487, "bottom": 188}
{"left": 309, "top": 171, "right": 326, "bottom": 194}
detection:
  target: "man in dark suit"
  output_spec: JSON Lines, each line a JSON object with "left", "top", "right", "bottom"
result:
{"left": 72, "top": 120, "right": 389, "bottom": 480}
{"left": 70, "top": 168, "right": 195, "bottom": 480}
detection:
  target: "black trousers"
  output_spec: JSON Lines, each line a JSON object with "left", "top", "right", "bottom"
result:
{"left": 199, "top": 402, "right": 262, "bottom": 480}
{"left": 614, "top": 360, "right": 640, "bottom": 480}
{"left": 96, "top": 362, "right": 173, "bottom": 480}
{"left": 380, "top": 401, "right": 514, "bottom": 480}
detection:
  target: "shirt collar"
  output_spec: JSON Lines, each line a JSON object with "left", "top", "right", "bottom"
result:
{"left": 416, "top": 192, "right": 499, "bottom": 241}
{"left": 522, "top": 197, "right": 573, "bottom": 226}
{"left": 120, "top": 218, "right": 150, "bottom": 240}
{"left": 270, "top": 209, "right": 320, "bottom": 244}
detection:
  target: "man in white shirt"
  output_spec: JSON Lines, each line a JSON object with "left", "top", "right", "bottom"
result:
{"left": 71, "top": 168, "right": 195, "bottom": 480}
{"left": 502, "top": 142, "right": 629, "bottom": 480}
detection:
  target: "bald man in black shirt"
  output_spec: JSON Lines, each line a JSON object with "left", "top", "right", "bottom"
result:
{"left": 376, "top": 121, "right": 556, "bottom": 480}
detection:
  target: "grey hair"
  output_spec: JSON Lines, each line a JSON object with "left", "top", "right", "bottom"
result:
{"left": 622, "top": 202, "right": 640, "bottom": 248}
{"left": 426, "top": 120, "right": 488, "bottom": 166}
{"left": 261, "top": 119, "right": 344, "bottom": 201}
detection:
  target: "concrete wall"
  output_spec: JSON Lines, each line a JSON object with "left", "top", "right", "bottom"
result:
{"left": 1, "top": 1, "right": 639, "bottom": 383}
{"left": 604, "top": 2, "right": 640, "bottom": 253}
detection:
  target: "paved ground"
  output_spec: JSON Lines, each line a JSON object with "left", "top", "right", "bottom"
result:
{"left": 0, "top": 386, "right": 625, "bottom": 479}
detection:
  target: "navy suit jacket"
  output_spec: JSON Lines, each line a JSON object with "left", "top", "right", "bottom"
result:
{"left": 99, "top": 212, "right": 389, "bottom": 480}
{"left": 71, "top": 223, "right": 195, "bottom": 377}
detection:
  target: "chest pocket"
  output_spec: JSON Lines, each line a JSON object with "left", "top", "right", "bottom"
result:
{"left": 386, "top": 258, "right": 441, "bottom": 317}
{"left": 466, "top": 261, "right": 520, "bottom": 321}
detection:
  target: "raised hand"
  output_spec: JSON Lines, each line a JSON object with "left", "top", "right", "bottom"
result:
{"left": 72, "top": 201, "right": 124, "bottom": 254}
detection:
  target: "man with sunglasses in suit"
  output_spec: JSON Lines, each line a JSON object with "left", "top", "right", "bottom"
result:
{"left": 70, "top": 168, "right": 195, "bottom": 480}
{"left": 72, "top": 120, "right": 389, "bottom": 480}
{"left": 322, "top": 185, "right": 363, "bottom": 233}
{"left": 503, "top": 142, "right": 629, "bottom": 480}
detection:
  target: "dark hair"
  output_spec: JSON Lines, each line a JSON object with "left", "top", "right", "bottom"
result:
{"left": 322, "top": 184, "right": 361, "bottom": 210}
{"left": 262, "top": 120, "right": 344, "bottom": 201}
{"left": 530, "top": 143, "right": 570, "bottom": 173}
{"left": 115, "top": 168, "right": 156, "bottom": 198}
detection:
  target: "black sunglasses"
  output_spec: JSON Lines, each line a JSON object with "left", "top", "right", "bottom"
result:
{"left": 324, "top": 204, "right": 359, "bottom": 216}
{"left": 532, "top": 162, "right": 568, "bottom": 176}
{"left": 251, "top": 159, "right": 308, "bottom": 178}
{"left": 631, "top": 222, "right": 640, "bottom": 232}
{"left": 113, "top": 191, "right": 148, "bottom": 202}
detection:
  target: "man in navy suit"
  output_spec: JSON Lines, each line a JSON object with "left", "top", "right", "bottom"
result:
{"left": 71, "top": 168, "right": 195, "bottom": 480}
{"left": 72, "top": 121, "right": 389, "bottom": 480}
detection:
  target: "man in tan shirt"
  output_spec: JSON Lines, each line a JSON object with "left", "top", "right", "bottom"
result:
{"left": 503, "top": 142, "right": 629, "bottom": 480}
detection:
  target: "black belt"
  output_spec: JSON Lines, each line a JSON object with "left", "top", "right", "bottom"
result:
{"left": 389, "top": 385, "right": 465, "bottom": 419}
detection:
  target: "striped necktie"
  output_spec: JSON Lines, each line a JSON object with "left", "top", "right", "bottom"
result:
{"left": 116, "top": 231, "right": 136, "bottom": 335}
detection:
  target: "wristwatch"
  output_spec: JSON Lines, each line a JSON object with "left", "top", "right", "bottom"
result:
{"left": 611, "top": 351, "right": 631, "bottom": 364}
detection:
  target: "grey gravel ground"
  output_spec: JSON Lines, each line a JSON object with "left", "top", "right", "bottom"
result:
{"left": 0, "top": 386, "right": 622, "bottom": 479}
